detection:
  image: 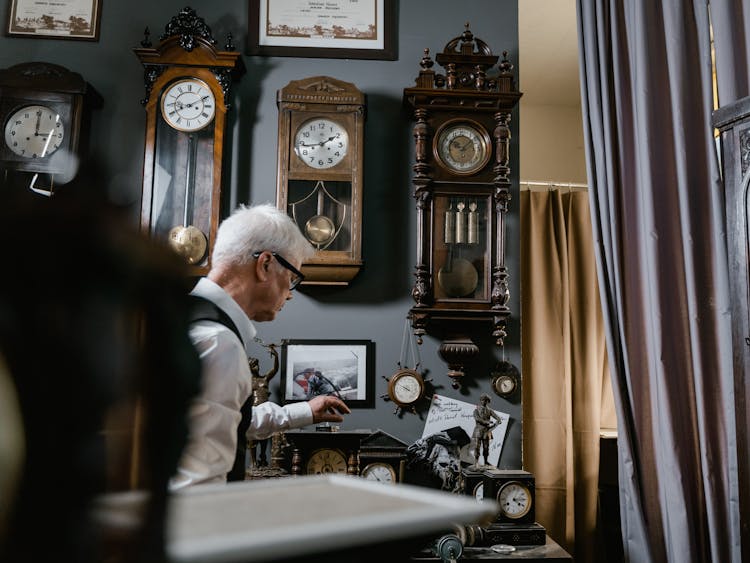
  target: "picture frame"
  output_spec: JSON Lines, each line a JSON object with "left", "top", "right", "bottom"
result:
{"left": 247, "top": 0, "right": 396, "bottom": 60}
{"left": 280, "top": 339, "right": 375, "bottom": 407}
{"left": 6, "top": 0, "right": 101, "bottom": 41}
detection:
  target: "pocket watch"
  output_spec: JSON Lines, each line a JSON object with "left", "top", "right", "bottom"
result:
{"left": 496, "top": 480, "right": 532, "bottom": 520}
{"left": 361, "top": 462, "right": 396, "bottom": 483}
{"left": 306, "top": 447, "right": 348, "bottom": 474}
{"left": 434, "top": 119, "right": 492, "bottom": 175}
{"left": 160, "top": 78, "right": 215, "bottom": 132}
{"left": 294, "top": 117, "right": 349, "bottom": 169}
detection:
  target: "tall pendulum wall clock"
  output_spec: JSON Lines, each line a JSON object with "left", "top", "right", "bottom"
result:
{"left": 402, "top": 24, "right": 522, "bottom": 388}
{"left": 135, "top": 7, "right": 244, "bottom": 275}
{"left": 276, "top": 76, "right": 365, "bottom": 285}
{"left": 0, "top": 62, "right": 93, "bottom": 194}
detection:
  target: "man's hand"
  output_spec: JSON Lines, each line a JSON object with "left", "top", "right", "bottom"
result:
{"left": 308, "top": 395, "right": 351, "bottom": 423}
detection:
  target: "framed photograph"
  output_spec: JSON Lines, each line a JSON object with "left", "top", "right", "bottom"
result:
{"left": 6, "top": 0, "right": 101, "bottom": 41}
{"left": 247, "top": 0, "right": 396, "bottom": 60}
{"left": 280, "top": 339, "right": 374, "bottom": 407}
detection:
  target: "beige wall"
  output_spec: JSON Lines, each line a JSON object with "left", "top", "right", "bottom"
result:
{"left": 520, "top": 101, "right": 588, "bottom": 185}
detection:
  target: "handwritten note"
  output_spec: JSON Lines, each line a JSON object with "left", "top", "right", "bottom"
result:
{"left": 421, "top": 394, "right": 510, "bottom": 466}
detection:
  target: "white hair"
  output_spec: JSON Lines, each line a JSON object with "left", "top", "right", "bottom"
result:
{"left": 211, "top": 203, "right": 314, "bottom": 268}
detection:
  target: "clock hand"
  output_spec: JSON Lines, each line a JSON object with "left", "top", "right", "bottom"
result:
{"left": 34, "top": 110, "right": 42, "bottom": 137}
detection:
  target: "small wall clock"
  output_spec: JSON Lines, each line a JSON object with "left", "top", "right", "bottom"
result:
{"left": 0, "top": 62, "right": 91, "bottom": 190}
{"left": 276, "top": 76, "right": 365, "bottom": 285}
{"left": 134, "top": 7, "right": 244, "bottom": 274}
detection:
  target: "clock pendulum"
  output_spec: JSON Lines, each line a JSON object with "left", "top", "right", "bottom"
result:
{"left": 437, "top": 198, "right": 479, "bottom": 298}
{"left": 168, "top": 133, "right": 207, "bottom": 264}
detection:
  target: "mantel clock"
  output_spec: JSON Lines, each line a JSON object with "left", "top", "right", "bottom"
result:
{"left": 402, "top": 25, "right": 522, "bottom": 388}
{"left": 135, "top": 8, "right": 244, "bottom": 275}
{"left": 276, "top": 76, "right": 365, "bottom": 285}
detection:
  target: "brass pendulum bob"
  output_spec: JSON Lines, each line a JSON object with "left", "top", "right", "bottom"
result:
{"left": 304, "top": 181, "right": 336, "bottom": 248}
{"left": 169, "top": 133, "right": 207, "bottom": 264}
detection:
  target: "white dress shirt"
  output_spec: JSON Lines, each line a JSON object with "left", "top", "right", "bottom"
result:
{"left": 170, "top": 278, "right": 312, "bottom": 489}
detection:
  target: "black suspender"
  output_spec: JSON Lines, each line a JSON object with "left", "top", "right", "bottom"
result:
{"left": 187, "top": 295, "right": 252, "bottom": 482}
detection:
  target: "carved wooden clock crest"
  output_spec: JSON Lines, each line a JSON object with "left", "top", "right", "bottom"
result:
{"left": 403, "top": 25, "right": 522, "bottom": 387}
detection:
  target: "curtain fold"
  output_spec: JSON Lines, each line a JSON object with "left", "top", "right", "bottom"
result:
{"left": 576, "top": 1, "right": 741, "bottom": 561}
{"left": 520, "top": 189, "right": 610, "bottom": 563}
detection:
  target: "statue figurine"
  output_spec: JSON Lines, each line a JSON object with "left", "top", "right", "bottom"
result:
{"left": 471, "top": 393, "right": 502, "bottom": 467}
{"left": 248, "top": 344, "right": 279, "bottom": 467}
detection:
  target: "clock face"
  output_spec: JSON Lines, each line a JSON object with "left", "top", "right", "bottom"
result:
{"left": 4, "top": 105, "right": 64, "bottom": 158}
{"left": 389, "top": 369, "right": 424, "bottom": 406}
{"left": 435, "top": 121, "right": 491, "bottom": 174}
{"left": 497, "top": 481, "right": 532, "bottom": 519}
{"left": 160, "top": 78, "right": 216, "bottom": 132}
{"left": 306, "top": 448, "right": 348, "bottom": 475}
{"left": 473, "top": 482, "right": 484, "bottom": 501}
{"left": 294, "top": 118, "right": 349, "bottom": 169}
{"left": 361, "top": 462, "right": 396, "bottom": 483}
{"left": 494, "top": 374, "right": 517, "bottom": 396}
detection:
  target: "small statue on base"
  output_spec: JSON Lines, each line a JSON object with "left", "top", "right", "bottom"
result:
{"left": 471, "top": 393, "right": 501, "bottom": 468}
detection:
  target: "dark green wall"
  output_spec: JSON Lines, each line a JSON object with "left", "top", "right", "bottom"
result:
{"left": 0, "top": 0, "right": 522, "bottom": 467}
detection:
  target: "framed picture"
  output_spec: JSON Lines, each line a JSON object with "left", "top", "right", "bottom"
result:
{"left": 280, "top": 339, "right": 374, "bottom": 407}
{"left": 247, "top": 0, "right": 396, "bottom": 60}
{"left": 6, "top": 0, "right": 101, "bottom": 40}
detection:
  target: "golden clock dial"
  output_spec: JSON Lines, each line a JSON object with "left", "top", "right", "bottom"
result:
{"left": 361, "top": 462, "right": 396, "bottom": 483}
{"left": 160, "top": 78, "right": 216, "bottom": 132}
{"left": 435, "top": 121, "right": 491, "bottom": 174}
{"left": 306, "top": 448, "right": 348, "bottom": 475}
{"left": 4, "top": 105, "right": 64, "bottom": 158}
{"left": 294, "top": 117, "right": 349, "bottom": 169}
{"left": 497, "top": 481, "right": 532, "bottom": 519}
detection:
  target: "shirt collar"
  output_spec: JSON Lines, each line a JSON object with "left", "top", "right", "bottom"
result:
{"left": 190, "top": 277, "right": 257, "bottom": 355}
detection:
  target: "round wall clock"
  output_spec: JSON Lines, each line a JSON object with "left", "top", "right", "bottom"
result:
{"left": 4, "top": 105, "right": 64, "bottom": 158}
{"left": 386, "top": 368, "right": 426, "bottom": 409}
{"left": 434, "top": 119, "right": 492, "bottom": 175}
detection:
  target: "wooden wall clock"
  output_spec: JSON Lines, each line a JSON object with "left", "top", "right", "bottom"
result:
{"left": 0, "top": 62, "right": 92, "bottom": 192}
{"left": 276, "top": 76, "right": 365, "bottom": 285}
{"left": 134, "top": 7, "right": 244, "bottom": 274}
{"left": 402, "top": 25, "right": 522, "bottom": 388}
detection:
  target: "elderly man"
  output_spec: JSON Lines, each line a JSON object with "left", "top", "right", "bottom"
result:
{"left": 171, "top": 203, "right": 350, "bottom": 488}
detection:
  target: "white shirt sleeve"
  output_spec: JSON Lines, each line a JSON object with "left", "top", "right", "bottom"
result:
{"left": 247, "top": 400, "right": 313, "bottom": 441}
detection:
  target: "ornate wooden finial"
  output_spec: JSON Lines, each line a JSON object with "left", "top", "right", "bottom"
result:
{"left": 160, "top": 6, "right": 215, "bottom": 52}
{"left": 420, "top": 48, "right": 434, "bottom": 70}
{"left": 224, "top": 31, "right": 235, "bottom": 51}
{"left": 140, "top": 26, "right": 152, "bottom": 48}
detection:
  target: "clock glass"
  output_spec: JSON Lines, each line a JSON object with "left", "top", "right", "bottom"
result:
{"left": 473, "top": 482, "right": 484, "bottom": 501}
{"left": 361, "top": 462, "right": 396, "bottom": 483}
{"left": 294, "top": 117, "right": 349, "bottom": 169}
{"left": 4, "top": 105, "right": 64, "bottom": 158}
{"left": 435, "top": 121, "right": 491, "bottom": 174}
{"left": 306, "top": 448, "right": 348, "bottom": 475}
{"left": 497, "top": 481, "right": 532, "bottom": 519}
{"left": 160, "top": 78, "right": 216, "bottom": 132}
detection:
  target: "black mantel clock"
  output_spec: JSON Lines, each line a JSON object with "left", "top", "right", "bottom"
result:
{"left": 134, "top": 7, "right": 244, "bottom": 275}
{"left": 402, "top": 24, "right": 522, "bottom": 388}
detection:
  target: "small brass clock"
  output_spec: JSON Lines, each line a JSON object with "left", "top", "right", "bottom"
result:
{"left": 276, "top": 76, "right": 365, "bottom": 285}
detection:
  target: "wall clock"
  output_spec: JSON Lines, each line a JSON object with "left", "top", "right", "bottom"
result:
{"left": 402, "top": 25, "right": 522, "bottom": 388}
{"left": 276, "top": 76, "right": 365, "bottom": 285}
{"left": 0, "top": 62, "right": 91, "bottom": 191}
{"left": 491, "top": 360, "right": 520, "bottom": 399}
{"left": 134, "top": 7, "right": 244, "bottom": 274}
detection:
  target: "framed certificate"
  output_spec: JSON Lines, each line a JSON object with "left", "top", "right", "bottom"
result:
{"left": 6, "top": 0, "right": 101, "bottom": 41}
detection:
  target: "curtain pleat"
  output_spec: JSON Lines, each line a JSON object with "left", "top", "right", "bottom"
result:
{"left": 576, "top": 1, "right": 741, "bottom": 561}
{"left": 521, "top": 189, "right": 610, "bottom": 563}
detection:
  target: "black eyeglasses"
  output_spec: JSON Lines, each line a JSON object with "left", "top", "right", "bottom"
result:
{"left": 252, "top": 251, "right": 305, "bottom": 290}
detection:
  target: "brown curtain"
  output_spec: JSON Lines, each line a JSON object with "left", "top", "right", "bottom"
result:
{"left": 520, "top": 188, "right": 612, "bottom": 563}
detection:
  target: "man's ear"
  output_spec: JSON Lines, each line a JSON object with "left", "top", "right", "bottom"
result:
{"left": 255, "top": 252, "right": 272, "bottom": 282}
